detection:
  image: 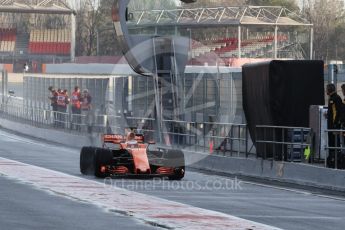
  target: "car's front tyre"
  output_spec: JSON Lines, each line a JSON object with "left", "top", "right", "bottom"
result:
{"left": 94, "top": 149, "right": 113, "bottom": 178}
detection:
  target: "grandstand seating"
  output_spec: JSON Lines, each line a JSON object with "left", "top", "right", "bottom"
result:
{"left": 29, "top": 29, "right": 71, "bottom": 55}
{"left": 190, "top": 35, "right": 289, "bottom": 66}
{"left": 0, "top": 28, "right": 17, "bottom": 52}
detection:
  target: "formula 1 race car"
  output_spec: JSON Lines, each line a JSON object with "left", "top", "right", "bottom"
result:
{"left": 80, "top": 133, "right": 185, "bottom": 180}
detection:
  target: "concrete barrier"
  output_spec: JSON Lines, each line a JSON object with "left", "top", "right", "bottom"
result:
{"left": 0, "top": 118, "right": 102, "bottom": 148}
{"left": 1, "top": 117, "right": 345, "bottom": 192}
{"left": 190, "top": 154, "right": 345, "bottom": 192}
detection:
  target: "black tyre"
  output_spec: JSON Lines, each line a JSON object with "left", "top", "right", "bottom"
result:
{"left": 168, "top": 166, "right": 185, "bottom": 180}
{"left": 94, "top": 148, "right": 113, "bottom": 178}
{"left": 164, "top": 150, "right": 185, "bottom": 180}
{"left": 80, "top": 147, "right": 96, "bottom": 175}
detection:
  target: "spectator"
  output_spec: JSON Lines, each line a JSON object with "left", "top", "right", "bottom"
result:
{"left": 56, "top": 88, "right": 69, "bottom": 128}
{"left": 340, "top": 84, "right": 345, "bottom": 125}
{"left": 339, "top": 84, "right": 345, "bottom": 169}
{"left": 81, "top": 89, "right": 92, "bottom": 111}
{"left": 23, "top": 62, "right": 29, "bottom": 72}
{"left": 326, "top": 83, "right": 343, "bottom": 168}
{"left": 80, "top": 89, "right": 93, "bottom": 133}
{"left": 48, "top": 86, "right": 58, "bottom": 127}
{"left": 71, "top": 86, "right": 81, "bottom": 130}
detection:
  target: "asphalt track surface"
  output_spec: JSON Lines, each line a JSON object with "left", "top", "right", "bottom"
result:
{"left": 0, "top": 129, "right": 344, "bottom": 230}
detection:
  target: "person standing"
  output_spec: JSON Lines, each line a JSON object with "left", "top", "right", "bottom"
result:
{"left": 326, "top": 83, "right": 343, "bottom": 168}
{"left": 80, "top": 89, "right": 92, "bottom": 133}
{"left": 64, "top": 89, "right": 70, "bottom": 126}
{"left": 56, "top": 88, "right": 69, "bottom": 128}
{"left": 338, "top": 84, "right": 345, "bottom": 169}
{"left": 48, "top": 86, "right": 58, "bottom": 127}
{"left": 71, "top": 86, "right": 81, "bottom": 130}
{"left": 23, "top": 62, "right": 29, "bottom": 72}
{"left": 340, "top": 84, "right": 345, "bottom": 125}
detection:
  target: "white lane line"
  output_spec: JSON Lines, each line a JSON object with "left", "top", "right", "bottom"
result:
{"left": 237, "top": 215, "right": 341, "bottom": 220}
{"left": 243, "top": 181, "right": 312, "bottom": 195}
{"left": 0, "top": 157, "right": 281, "bottom": 230}
{"left": 190, "top": 171, "right": 345, "bottom": 201}
{"left": 242, "top": 181, "right": 345, "bottom": 202}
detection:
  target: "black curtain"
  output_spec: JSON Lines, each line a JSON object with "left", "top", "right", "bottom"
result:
{"left": 243, "top": 60, "right": 325, "bottom": 158}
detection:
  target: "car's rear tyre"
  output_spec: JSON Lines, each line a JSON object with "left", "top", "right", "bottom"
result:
{"left": 168, "top": 166, "right": 185, "bottom": 180}
{"left": 80, "top": 147, "right": 96, "bottom": 175}
{"left": 164, "top": 150, "right": 185, "bottom": 180}
{"left": 94, "top": 148, "right": 113, "bottom": 178}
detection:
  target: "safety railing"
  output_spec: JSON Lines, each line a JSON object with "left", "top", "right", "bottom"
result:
{"left": 324, "top": 129, "right": 345, "bottom": 170}
{"left": 0, "top": 103, "right": 118, "bottom": 134}
{"left": 256, "top": 126, "right": 345, "bottom": 170}
{"left": 161, "top": 120, "right": 249, "bottom": 157}
{"left": 0, "top": 103, "right": 250, "bottom": 156}
{"left": 256, "top": 125, "right": 311, "bottom": 162}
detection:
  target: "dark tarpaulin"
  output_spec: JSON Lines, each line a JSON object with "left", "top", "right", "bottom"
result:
{"left": 242, "top": 60, "right": 325, "bottom": 158}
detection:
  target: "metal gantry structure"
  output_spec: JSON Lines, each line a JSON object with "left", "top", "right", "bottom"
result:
{"left": 128, "top": 5, "right": 314, "bottom": 59}
{"left": 0, "top": 0, "right": 76, "bottom": 61}
{"left": 0, "top": 0, "right": 74, "bottom": 14}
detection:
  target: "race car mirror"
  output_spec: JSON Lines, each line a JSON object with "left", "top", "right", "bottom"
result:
{"left": 112, "top": 0, "right": 192, "bottom": 76}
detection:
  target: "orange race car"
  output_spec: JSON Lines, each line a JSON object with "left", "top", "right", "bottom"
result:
{"left": 80, "top": 132, "right": 185, "bottom": 180}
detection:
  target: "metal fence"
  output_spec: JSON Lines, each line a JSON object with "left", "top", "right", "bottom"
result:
{"left": 0, "top": 101, "right": 250, "bottom": 156}
{"left": 256, "top": 125, "right": 311, "bottom": 162}
{"left": 2, "top": 100, "right": 345, "bottom": 171}
{"left": 23, "top": 76, "right": 110, "bottom": 113}
{"left": 324, "top": 130, "right": 345, "bottom": 170}
{"left": 111, "top": 67, "right": 245, "bottom": 126}
{"left": 0, "top": 103, "right": 112, "bottom": 134}
{"left": 254, "top": 125, "right": 345, "bottom": 170}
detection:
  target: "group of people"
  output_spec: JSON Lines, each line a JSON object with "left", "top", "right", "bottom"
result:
{"left": 326, "top": 83, "right": 345, "bottom": 168}
{"left": 48, "top": 86, "right": 92, "bottom": 131}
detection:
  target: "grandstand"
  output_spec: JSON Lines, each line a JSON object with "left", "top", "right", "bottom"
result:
{"left": 189, "top": 34, "right": 291, "bottom": 65}
{"left": 0, "top": 0, "right": 75, "bottom": 72}
{"left": 0, "top": 27, "right": 16, "bottom": 52}
{"left": 127, "top": 5, "right": 313, "bottom": 66}
{"left": 29, "top": 29, "right": 71, "bottom": 55}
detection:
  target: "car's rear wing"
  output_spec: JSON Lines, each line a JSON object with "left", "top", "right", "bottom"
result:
{"left": 102, "top": 134, "right": 144, "bottom": 144}
{"left": 103, "top": 134, "right": 124, "bottom": 144}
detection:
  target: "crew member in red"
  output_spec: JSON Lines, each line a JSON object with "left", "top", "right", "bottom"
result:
{"left": 71, "top": 86, "right": 81, "bottom": 130}
{"left": 56, "top": 89, "right": 69, "bottom": 128}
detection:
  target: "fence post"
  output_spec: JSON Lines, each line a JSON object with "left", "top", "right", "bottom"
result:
{"left": 282, "top": 128, "right": 285, "bottom": 161}
{"left": 237, "top": 125, "right": 240, "bottom": 157}
{"left": 299, "top": 128, "right": 303, "bottom": 162}
{"left": 230, "top": 125, "right": 233, "bottom": 157}
{"left": 255, "top": 126, "right": 258, "bottom": 158}
{"left": 335, "top": 133, "right": 338, "bottom": 170}
{"left": 273, "top": 128, "right": 276, "bottom": 160}
{"left": 264, "top": 127, "right": 267, "bottom": 160}
{"left": 104, "top": 115, "right": 108, "bottom": 134}
{"left": 245, "top": 125, "right": 248, "bottom": 158}
{"left": 325, "top": 130, "right": 328, "bottom": 168}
